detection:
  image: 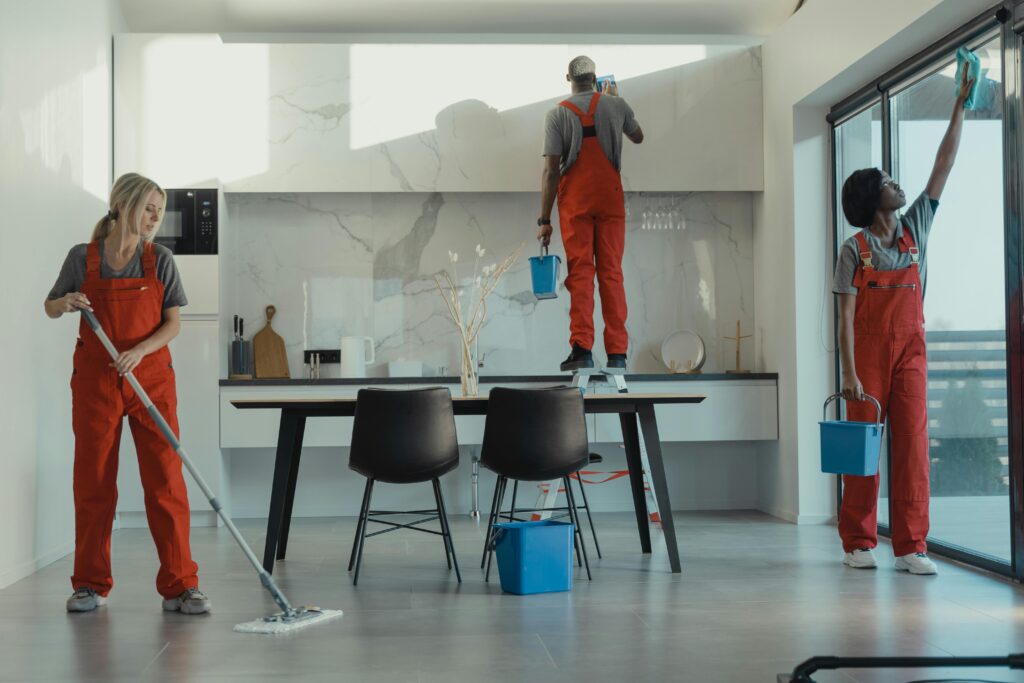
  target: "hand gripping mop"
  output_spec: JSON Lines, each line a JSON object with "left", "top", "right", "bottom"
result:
{"left": 81, "top": 310, "right": 342, "bottom": 634}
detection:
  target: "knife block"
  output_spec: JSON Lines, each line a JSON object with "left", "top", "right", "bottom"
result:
{"left": 229, "top": 340, "right": 253, "bottom": 380}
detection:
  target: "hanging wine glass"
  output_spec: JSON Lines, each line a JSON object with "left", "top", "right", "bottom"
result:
{"left": 655, "top": 209, "right": 667, "bottom": 231}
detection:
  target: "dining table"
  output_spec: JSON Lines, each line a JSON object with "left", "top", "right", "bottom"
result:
{"left": 231, "top": 391, "right": 705, "bottom": 574}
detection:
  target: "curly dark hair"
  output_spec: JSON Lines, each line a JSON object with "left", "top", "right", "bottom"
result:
{"left": 841, "top": 168, "right": 883, "bottom": 228}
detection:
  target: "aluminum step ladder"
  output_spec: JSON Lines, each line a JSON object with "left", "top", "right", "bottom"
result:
{"left": 533, "top": 366, "right": 661, "bottom": 524}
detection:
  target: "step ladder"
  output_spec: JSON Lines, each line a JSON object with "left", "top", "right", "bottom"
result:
{"left": 533, "top": 366, "right": 661, "bottom": 524}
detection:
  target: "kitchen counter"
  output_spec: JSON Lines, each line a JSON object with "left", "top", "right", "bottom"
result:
{"left": 217, "top": 373, "right": 778, "bottom": 520}
{"left": 219, "top": 373, "right": 779, "bottom": 446}
{"left": 219, "top": 372, "right": 778, "bottom": 386}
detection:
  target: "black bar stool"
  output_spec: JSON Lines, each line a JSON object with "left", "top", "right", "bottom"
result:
{"left": 479, "top": 386, "right": 593, "bottom": 580}
{"left": 347, "top": 387, "right": 461, "bottom": 585}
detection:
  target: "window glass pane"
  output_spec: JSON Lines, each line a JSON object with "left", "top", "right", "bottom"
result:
{"left": 835, "top": 104, "right": 883, "bottom": 245}
{"left": 888, "top": 36, "right": 1009, "bottom": 562}
{"left": 834, "top": 104, "right": 888, "bottom": 519}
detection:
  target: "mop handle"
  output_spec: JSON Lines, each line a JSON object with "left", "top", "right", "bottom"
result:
{"left": 79, "top": 310, "right": 295, "bottom": 615}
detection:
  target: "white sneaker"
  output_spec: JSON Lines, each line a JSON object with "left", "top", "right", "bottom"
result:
{"left": 162, "top": 587, "right": 212, "bottom": 615}
{"left": 843, "top": 547, "right": 878, "bottom": 569}
{"left": 66, "top": 587, "right": 107, "bottom": 612}
{"left": 895, "top": 552, "right": 938, "bottom": 575}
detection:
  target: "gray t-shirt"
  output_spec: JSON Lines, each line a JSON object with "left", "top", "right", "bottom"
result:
{"left": 543, "top": 91, "right": 640, "bottom": 175}
{"left": 47, "top": 240, "right": 188, "bottom": 310}
{"left": 832, "top": 192, "right": 938, "bottom": 296}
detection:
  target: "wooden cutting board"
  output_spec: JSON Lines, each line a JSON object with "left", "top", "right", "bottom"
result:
{"left": 253, "top": 305, "right": 290, "bottom": 379}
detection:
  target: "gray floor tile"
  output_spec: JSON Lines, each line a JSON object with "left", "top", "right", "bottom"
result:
{"left": 3, "top": 512, "right": 1023, "bottom": 683}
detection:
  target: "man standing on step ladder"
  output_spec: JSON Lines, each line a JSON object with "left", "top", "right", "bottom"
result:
{"left": 534, "top": 59, "right": 657, "bottom": 524}
{"left": 537, "top": 55, "right": 644, "bottom": 373}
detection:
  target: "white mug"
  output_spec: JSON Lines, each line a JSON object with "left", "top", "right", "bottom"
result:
{"left": 340, "top": 336, "right": 375, "bottom": 378}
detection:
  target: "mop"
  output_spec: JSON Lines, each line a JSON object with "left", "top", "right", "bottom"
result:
{"left": 81, "top": 310, "right": 342, "bottom": 634}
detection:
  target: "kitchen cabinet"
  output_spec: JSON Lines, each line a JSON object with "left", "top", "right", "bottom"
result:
{"left": 591, "top": 379, "right": 778, "bottom": 442}
{"left": 220, "top": 376, "right": 778, "bottom": 448}
{"left": 218, "top": 376, "right": 774, "bottom": 518}
{"left": 175, "top": 256, "right": 219, "bottom": 317}
{"left": 219, "top": 385, "right": 369, "bottom": 449}
{"left": 113, "top": 34, "right": 225, "bottom": 188}
{"left": 115, "top": 320, "right": 222, "bottom": 527}
{"left": 115, "top": 36, "right": 763, "bottom": 193}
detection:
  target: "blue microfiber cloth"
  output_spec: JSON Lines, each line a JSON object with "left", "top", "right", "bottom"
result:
{"left": 954, "top": 46, "right": 984, "bottom": 110}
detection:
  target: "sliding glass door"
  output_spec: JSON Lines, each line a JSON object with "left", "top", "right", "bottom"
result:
{"left": 886, "top": 36, "right": 1010, "bottom": 563}
{"left": 830, "top": 9, "right": 1024, "bottom": 576}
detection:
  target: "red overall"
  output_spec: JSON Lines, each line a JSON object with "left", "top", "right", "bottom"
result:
{"left": 838, "top": 229, "right": 930, "bottom": 556}
{"left": 557, "top": 91, "right": 628, "bottom": 354}
{"left": 70, "top": 241, "right": 198, "bottom": 599}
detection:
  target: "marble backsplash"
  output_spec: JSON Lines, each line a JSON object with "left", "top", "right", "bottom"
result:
{"left": 223, "top": 192, "right": 754, "bottom": 377}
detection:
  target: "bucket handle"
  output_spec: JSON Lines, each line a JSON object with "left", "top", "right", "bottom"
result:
{"left": 823, "top": 393, "right": 882, "bottom": 425}
{"left": 539, "top": 244, "right": 549, "bottom": 258}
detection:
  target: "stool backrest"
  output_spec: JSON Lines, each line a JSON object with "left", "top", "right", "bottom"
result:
{"left": 480, "top": 386, "right": 590, "bottom": 480}
{"left": 349, "top": 387, "right": 459, "bottom": 482}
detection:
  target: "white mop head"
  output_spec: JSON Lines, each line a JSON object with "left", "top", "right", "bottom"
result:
{"left": 234, "top": 606, "right": 343, "bottom": 634}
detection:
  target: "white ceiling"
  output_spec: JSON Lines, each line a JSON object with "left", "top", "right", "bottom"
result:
{"left": 118, "top": 0, "right": 801, "bottom": 37}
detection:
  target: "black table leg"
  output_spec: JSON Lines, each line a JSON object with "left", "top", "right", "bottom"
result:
{"left": 637, "top": 404, "right": 681, "bottom": 573}
{"left": 263, "top": 410, "right": 306, "bottom": 573}
{"left": 620, "top": 412, "right": 652, "bottom": 554}
{"left": 276, "top": 415, "right": 306, "bottom": 561}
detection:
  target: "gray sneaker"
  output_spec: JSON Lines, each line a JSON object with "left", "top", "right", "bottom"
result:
{"left": 162, "top": 587, "right": 211, "bottom": 615}
{"left": 66, "top": 587, "right": 107, "bottom": 612}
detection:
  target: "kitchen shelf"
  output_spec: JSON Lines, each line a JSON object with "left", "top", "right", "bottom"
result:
{"left": 218, "top": 373, "right": 779, "bottom": 387}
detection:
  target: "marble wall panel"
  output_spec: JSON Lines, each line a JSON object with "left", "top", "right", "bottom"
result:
{"left": 224, "top": 191, "right": 754, "bottom": 378}
{"left": 216, "top": 42, "right": 762, "bottom": 192}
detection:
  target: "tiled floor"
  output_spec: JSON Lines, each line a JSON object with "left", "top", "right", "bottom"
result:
{"left": 883, "top": 495, "right": 1012, "bottom": 561}
{"left": 3, "top": 511, "right": 1024, "bottom": 682}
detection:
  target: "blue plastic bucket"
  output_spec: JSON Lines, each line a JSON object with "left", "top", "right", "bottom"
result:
{"left": 819, "top": 393, "right": 884, "bottom": 476}
{"left": 529, "top": 246, "right": 562, "bottom": 300}
{"left": 493, "top": 520, "right": 574, "bottom": 595}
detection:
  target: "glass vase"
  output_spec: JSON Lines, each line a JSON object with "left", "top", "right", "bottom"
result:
{"left": 460, "top": 340, "right": 479, "bottom": 397}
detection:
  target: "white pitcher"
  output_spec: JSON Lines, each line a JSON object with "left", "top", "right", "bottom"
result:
{"left": 340, "top": 336, "right": 375, "bottom": 378}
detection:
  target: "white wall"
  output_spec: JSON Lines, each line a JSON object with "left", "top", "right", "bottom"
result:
{"left": 0, "top": 0, "right": 124, "bottom": 588}
{"left": 755, "top": 0, "right": 994, "bottom": 523}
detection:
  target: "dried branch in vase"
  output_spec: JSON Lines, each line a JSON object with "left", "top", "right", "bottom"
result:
{"left": 434, "top": 242, "right": 525, "bottom": 396}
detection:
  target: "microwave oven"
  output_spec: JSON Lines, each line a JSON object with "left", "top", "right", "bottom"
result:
{"left": 156, "top": 188, "right": 218, "bottom": 255}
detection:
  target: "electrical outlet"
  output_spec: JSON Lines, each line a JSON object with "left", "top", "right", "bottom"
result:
{"left": 303, "top": 349, "right": 341, "bottom": 364}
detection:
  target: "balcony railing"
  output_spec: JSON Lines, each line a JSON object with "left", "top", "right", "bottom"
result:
{"left": 925, "top": 330, "right": 1008, "bottom": 496}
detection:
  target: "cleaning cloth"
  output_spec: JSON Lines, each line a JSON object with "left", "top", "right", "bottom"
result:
{"left": 955, "top": 46, "right": 984, "bottom": 110}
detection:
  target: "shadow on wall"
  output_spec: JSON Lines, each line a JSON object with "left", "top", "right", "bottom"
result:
{"left": 225, "top": 43, "right": 759, "bottom": 192}
{"left": 388, "top": 46, "right": 759, "bottom": 192}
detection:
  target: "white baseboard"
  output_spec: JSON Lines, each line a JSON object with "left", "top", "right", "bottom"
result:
{"left": 115, "top": 510, "right": 219, "bottom": 529}
{"left": 757, "top": 505, "right": 836, "bottom": 526}
{"left": 758, "top": 504, "right": 798, "bottom": 523}
{"left": 796, "top": 513, "right": 837, "bottom": 525}
{"left": 0, "top": 540, "right": 76, "bottom": 590}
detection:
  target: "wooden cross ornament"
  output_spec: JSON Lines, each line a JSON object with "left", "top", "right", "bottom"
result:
{"left": 723, "top": 320, "right": 752, "bottom": 374}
